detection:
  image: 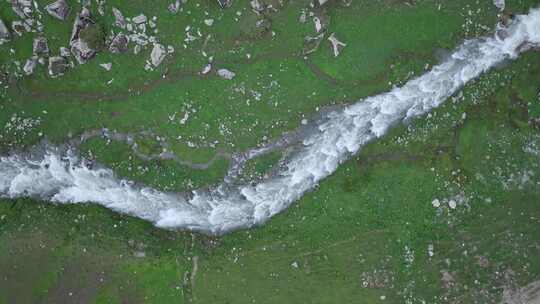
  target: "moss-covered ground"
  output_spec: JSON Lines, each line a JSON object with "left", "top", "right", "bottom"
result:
{"left": 1, "top": 0, "right": 539, "bottom": 303}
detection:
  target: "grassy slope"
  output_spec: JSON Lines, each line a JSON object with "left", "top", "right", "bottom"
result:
{"left": 0, "top": 0, "right": 540, "bottom": 303}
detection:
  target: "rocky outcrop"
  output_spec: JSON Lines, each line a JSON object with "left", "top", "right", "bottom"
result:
{"left": 45, "top": 0, "right": 70, "bottom": 21}
{"left": 48, "top": 56, "right": 68, "bottom": 78}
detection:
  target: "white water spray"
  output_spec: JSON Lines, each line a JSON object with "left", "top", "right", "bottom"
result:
{"left": 1, "top": 9, "right": 540, "bottom": 235}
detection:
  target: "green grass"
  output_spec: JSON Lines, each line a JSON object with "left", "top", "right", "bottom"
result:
{"left": 0, "top": 0, "right": 540, "bottom": 303}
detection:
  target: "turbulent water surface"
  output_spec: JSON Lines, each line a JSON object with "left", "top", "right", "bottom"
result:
{"left": 1, "top": 9, "right": 540, "bottom": 235}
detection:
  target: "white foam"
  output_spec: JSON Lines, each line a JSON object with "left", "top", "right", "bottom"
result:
{"left": 1, "top": 8, "right": 539, "bottom": 235}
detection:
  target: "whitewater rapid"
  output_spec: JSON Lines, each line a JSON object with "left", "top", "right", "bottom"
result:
{"left": 1, "top": 9, "right": 540, "bottom": 235}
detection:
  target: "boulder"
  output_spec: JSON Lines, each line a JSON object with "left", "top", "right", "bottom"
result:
{"left": 112, "top": 7, "right": 126, "bottom": 28}
{"left": 217, "top": 68, "right": 235, "bottom": 80}
{"left": 45, "top": 0, "right": 70, "bottom": 21}
{"left": 48, "top": 56, "right": 68, "bottom": 77}
{"left": 132, "top": 14, "right": 147, "bottom": 24}
{"left": 11, "top": 20, "right": 31, "bottom": 36}
{"left": 99, "top": 62, "right": 112, "bottom": 71}
{"left": 33, "top": 37, "right": 49, "bottom": 55}
{"left": 0, "top": 19, "right": 10, "bottom": 43}
{"left": 23, "top": 57, "right": 37, "bottom": 75}
{"left": 71, "top": 39, "right": 96, "bottom": 64}
{"left": 150, "top": 43, "right": 166, "bottom": 67}
{"left": 11, "top": 0, "right": 32, "bottom": 19}
{"left": 109, "top": 33, "right": 129, "bottom": 53}
{"left": 59, "top": 46, "right": 71, "bottom": 57}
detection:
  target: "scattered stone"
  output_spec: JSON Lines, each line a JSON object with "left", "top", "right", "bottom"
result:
{"left": 217, "top": 68, "right": 235, "bottom": 80}
{"left": 0, "top": 19, "right": 10, "bottom": 43}
{"left": 431, "top": 198, "right": 440, "bottom": 208}
{"left": 100, "top": 62, "right": 112, "bottom": 71}
{"left": 23, "top": 58, "right": 37, "bottom": 75}
{"left": 216, "top": 0, "right": 232, "bottom": 8}
{"left": 48, "top": 56, "right": 68, "bottom": 77}
{"left": 150, "top": 43, "right": 166, "bottom": 67}
{"left": 328, "top": 33, "right": 346, "bottom": 57}
{"left": 132, "top": 14, "right": 147, "bottom": 24}
{"left": 45, "top": 0, "right": 70, "bottom": 21}
{"left": 109, "top": 33, "right": 129, "bottom": 53}
{"left": 112, "top": 7, "right": 126, "bottom": 28}
{"left": 33, "top": 37, "right": 49, "bottom": 55}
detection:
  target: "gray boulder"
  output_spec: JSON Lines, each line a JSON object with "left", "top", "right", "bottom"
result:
{"left": 23, "top": 57, "right": 37, "bottom": 75}
{"left": 112, "top": 7, "right": 126, "bottom": 28}
{"left": 45, "top": 0, "right": 70, "bottom": 21}
{"left": 11, "top": 20, "right": 31, "bottom": 36}
{"left": 33, "top": 37, "right": 49, "bottom": 55}
{"left": 150, "top": 43, "right": 166, "bottom": 67}
{"left": 48, "top": 56, "right": 68, "bottom": 77}
{"left": 0, "top": 19, "right": 10, "bottom": 43}
{"left": 216, "top": 0, "right": 232, "bottom": 8}
{"left": 109, "top": 33, "right": 129, "bottom": 53}
{"left": 71, "top": 39, "right": 96, "bottom": 64}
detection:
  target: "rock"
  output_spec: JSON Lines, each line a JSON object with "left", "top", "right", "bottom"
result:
{"left": 201, "top": 64, "right": 212, "bottom": 74}
{"left": 217, "top": 68, "right": 235, "bottom": 80}
{"left": 250, "top": 0, "right": 264, "bottom": 13}
{"left": 59, "top": 46, "right": 70, "bottom": 57}
{"left": 33, "top": 37, "right": 49, "bottom": 55}
{"left": 448, "top": 199, "right": 457, "bottom": 209}
{"left": 314, "top": 17, "right": 323, "bottom": 33}
{"left": 204, "top": 19, "right": 214, "bottom": 26}
{"left": 11, "top": 0, "right": 32, "bottom": 19}
{"left": 431, "top": 199, "right": 440, "bottom": 208}
{"left": 48, "top": 56, "right": 68, "bottom": 77}
{"left": 112, "top": 7, "right": 126, "bottom": 28}
{"left": 134, "top": 251, "right": 146, "bottom": 258}
{"left": 328, "top": 33, "right": 346, "bottom": 57}
{"left": 11, "top": 20, "right": 31, "bottom": 36}
{"left": 100, "top": 62, "right": 112, "bottom": 71}
{"left": 45, "top": 0, "right": 70, "bottom": 21}
{"left": 71, "top": 39, "right": 96, "bottom": 64}
{"left": 132, "top": 14, "right": 147, "bottom": 24}
{"left": 168, "top": 1, "right": 181, "bottom": 14}
{"left": 493, "top": 0, "right": 505, "bottom": 11}
{"left": 317, "top": 0, "right": 330, "bottom": 6}
{"left": 0, "top": 19, "right": 10, "bottom": 43}
{"left": 216, "top": 0, "right": 232, "bottom": 8}
{"left": 303, "top": 33, "right": 324, "bottom": 55}
{"left": 109, "top": 33, "right": 129, "bottom": 53}
{"left": 150, "top": 43, "right": 166, "bottom": 67}
{"left": 23, "top": 57, "right": 37, "bottom": 75}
